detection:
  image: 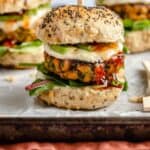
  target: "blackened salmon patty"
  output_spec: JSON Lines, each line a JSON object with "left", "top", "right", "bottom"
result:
{"left": 107, "top": 4, "right": 150, "bottom": 20}
{"left": 0, "top": 27, "right": 36, "bottom": 44}
{"left": 44, "top": 52, "right": 124, "bottom": 85}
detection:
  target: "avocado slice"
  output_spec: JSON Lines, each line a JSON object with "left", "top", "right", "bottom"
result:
{"left": 15, "top": 40, "right": 42, "bottom": 49}
{"left": 123, "top": 19, "right": 150, "bottom": 31}
{"left": 50, "top": 44, "right": 93, "bottom": 54}
{"left": 133, "top": 19, "right": 150, "bottom": 30}
{"left": 0, "top": 40, "right": 42, "bottom": 55}
{"left": 0, "top": 15, "right": 22, "bottom": 21}
{"left": 77, "top": 44, "right": 92, "bottom": 51}
{"left": 50, "top": 45, "right": 69, "bottom": 54}
{"left": 10, "top": 41, "right": 42, "bottom": 54}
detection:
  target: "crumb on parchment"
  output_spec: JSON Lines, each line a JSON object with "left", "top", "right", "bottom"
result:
{"left": 4, "top": 76, "right": 15, "bottom": 82}
{"left": 129, "top": 96, "right": 143, "bottom": 103}
{"left": 29, "top": 72, "right": 36, "bottom": 79}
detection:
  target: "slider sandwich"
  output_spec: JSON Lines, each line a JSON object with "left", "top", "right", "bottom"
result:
{"left": 0, "top": 0, "right": 51, "bottom": 68}
{"left": 26, "top": 5, "right": 126, "bottom": 110}
{"left": 97, "top": 0, "right": 150, "bottom": 53}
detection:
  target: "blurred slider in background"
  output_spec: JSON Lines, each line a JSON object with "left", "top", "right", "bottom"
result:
{"left": 26, "top": 3, "right": 125, "bottom": 110}
{"left": 97, "top": 0, "right": 150, "bottom": 53}
{"left": 0, "top": 0, "right": 51, "bottom": 69}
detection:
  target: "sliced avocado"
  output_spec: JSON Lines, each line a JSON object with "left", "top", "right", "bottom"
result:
{"left": 133, "top": 19, "right": 150, "bottom": 30}
{"left": 0, "top": 15, "right": 22, "bottom": 21}
{"left": 77, "top": 44, "right": 92, "bottom": 51}
{"left": 9, "top": 40, "right": 42, "bottom": 54}
{"left": 15, "top": 40, "right": 42, "bottom": 49}
{"left": 26, "top": 9, "right": 37, "bottom": 16}
{"left": 26, "top": 3, "right": 50, "bottom": 16}
{"left": 124, "top": 19, "right": 150, "bottom": 31}
{"left": 50, "top": 45, "right": 69, "bottom": 54}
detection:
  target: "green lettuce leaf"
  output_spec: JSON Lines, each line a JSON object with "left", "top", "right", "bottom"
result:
{"left": 37, "top": 64, "right": 85, "bottom": 87}
{"left": 111, "top": 80, "right": 128, "bottom": 91}
{"left": 10, "top": 40, "right": 42, "bottom": 53}
{"left": 77, "top": 44, "right": 92, "bottom": 51}
{"left": 0, "top": 46, "right": 8, "bottom": 56}
{"left": 26, "top": 3, "right": 50, "bottom": 16}
{"left": 49, "top": 44, "right": 93, "bottom": 54}
{"left": 29, "top": 64, "right": 127, "bottom": 96}
{"left": 123, "top": 45, "right": 129, "bottom": 54}
{"left": 96, "top": 0, "right": 105, "bottom": 5}
{"left": 123, "top": 81, "right": 128, "bottom": 91}
{"left": 29, "top": 82, "right": 55, "bottom": 96}
{"left": 69, "top": 80, "right": 85, "bottom": 87}
{"left": 0, "top": 3, "right": 50, "bottom": 22}
{"left": 133, "top": 20, "right": 150, "bottom": 30}
{"left": 0, "top": 40, "right": 43, "bottom": 56}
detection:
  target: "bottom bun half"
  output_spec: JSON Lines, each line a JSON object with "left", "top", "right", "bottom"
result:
{"left": 38, "top": 86, "right": 122, "bottom": 110}
{"left": 125, "top": 30, "right": 150, "bottom": 53}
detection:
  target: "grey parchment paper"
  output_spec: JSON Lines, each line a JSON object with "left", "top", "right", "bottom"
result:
{"left": 0, "top": 51, "right": 150, "bottom": 117}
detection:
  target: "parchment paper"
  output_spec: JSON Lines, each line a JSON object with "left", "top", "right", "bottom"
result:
{"left": 0, "top": 51, "right": 150, "bottom": 117}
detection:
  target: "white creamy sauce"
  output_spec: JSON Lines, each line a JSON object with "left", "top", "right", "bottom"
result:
{"left": 45, "top": 43, "right": 123, "bottom": 62}
{"left": 102, "top": 0, "right": 150, "bottom": 5}
{"left": 0, "top": 8, "right": 49, "bottom": 32}
{"left": 36, "top": 70, "right": 47, "bottom": 80}
{"left": 29, "top": 8, "right": 50, "bottom": 28}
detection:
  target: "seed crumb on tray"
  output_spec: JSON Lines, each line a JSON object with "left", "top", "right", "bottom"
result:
{"left": 4, "top": 76, "right": 15, "bottom": 82}
{"left": 129, "top": 61, "right": 150, "bottom": 112}
{"left": 129, "top": 96, "right": 143, "bottom": 103}
{"left": 143, "top": 61, "right": 150, "bottom": 95}
{"left": 143, "top": 96, "right": 150, "bottom": 112}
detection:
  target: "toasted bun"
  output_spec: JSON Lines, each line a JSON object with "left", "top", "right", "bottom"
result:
{"left": 37, "top": 5, "right": 124, "bottom": 44}
{"left": 125, "top": 30, "right": 150, "bottom": 53}
{"left": 38, "top": 86, "right": 122, "bottom": 110}
{"left": 100, "top": 0, "right": 150, "bottom": 5}
{"left": 0, "top": 0, "right": 50, "bottom": 14}
{"left": 0, "top": 47, "right": 44, "bottom": 69}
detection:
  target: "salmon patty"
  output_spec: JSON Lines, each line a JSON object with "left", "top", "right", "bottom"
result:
{"left": 0, "top": 27, "right": 36, "bottom": 44}
{"left": 44, "top": 52, "right": 124, "bottom": 85}
{"left": 108, "top": 3, "right": 150, "bottom": 20}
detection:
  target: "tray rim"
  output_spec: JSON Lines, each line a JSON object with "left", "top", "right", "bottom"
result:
{"left": 0, "top": 117, "right": 150, "bottom": 142}
{"left": 0, "top": 116, "right": 150, "bottom": 125}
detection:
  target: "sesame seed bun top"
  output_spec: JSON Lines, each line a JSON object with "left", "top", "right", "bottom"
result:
{"left": 37, "top": 5, "right": 124, "bottom": 44}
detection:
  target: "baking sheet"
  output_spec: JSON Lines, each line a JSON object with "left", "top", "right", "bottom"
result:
{"left": 0, "top": 52, "right": 150, "bottom": 117}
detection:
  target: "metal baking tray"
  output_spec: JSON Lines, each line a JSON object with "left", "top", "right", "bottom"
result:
{"left": 0, "top": 52, "right": 150, "bottom": 142}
